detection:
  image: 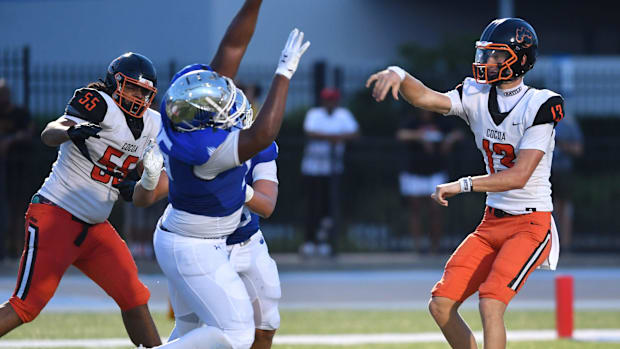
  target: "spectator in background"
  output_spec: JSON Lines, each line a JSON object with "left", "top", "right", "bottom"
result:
{"left": 396, "top": 108, "right": 462, "bottom": 254}
{"left": 300, "top": 88, "right": 359, "bottom": 257}
{"left": 551, "top": 113, "right": 583, "bottom": 251}
{"left": 0, "top": 79, "right": 35, "bottom": 260}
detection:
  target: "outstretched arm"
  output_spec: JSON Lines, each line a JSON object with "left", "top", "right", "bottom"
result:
{"left": 366, "top": 67, "right": 452, "bottom": 115}
{"left": 237, "top": 28, "right": 310, "bottom": 163}
{"left": 210, "top": 0, "right": 263, "bottom": 79}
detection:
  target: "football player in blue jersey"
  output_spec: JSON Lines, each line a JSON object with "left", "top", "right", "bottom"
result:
{"left": 130, "top": 25, "right": 309, "bottom": 349}
{"left": 227, "top": 141, "right": 280, "bottom": 349}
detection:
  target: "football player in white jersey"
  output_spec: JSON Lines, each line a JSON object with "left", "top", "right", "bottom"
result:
{"left": 0, "top": 52, "right": 164, "bottom": 347}
{"left": 367, "top": 18, "right": 563, "bottom": 349}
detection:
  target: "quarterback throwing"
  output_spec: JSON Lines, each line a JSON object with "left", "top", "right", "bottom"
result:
{"left": 367, "top": 18, "right": 562, "bottom": 349}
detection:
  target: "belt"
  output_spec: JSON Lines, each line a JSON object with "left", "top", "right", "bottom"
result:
{"left": 237, "top": 230, "right": 262, "bottom": 247}
{"left": 32, "top": 193, "right": 91, "bottom": 246}
{"left": 159, "top": 223, "right": 227, "bottom": 240}
{"left": 488, "top": 206, "right": 515, "bottom": 218}
{"left": 31, "top": 193, "right": 59, "bottom": 207}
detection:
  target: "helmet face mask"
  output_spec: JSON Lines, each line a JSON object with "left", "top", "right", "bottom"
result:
{"left": 113, "top": 72, "right": 157, "bottom": 118}
{"left": 104, "top": 52, "right": 158, "bottom": 118}
{"left": 164, "top": 70, "right": 254, "bottom": 133}
{"left": 472, "top": 18, "right": 538, "bottom": 85}
{"left": 472, "top": 42, "right": 518, "bottom": 84}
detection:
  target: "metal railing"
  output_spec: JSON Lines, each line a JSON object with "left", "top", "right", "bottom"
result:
{"left": 2, "top": 47, "right": 620, "bottom": 253}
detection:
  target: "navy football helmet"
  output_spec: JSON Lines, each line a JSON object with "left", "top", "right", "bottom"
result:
{"left": 472, "top": 18, "right": 538, "bottom": 84}
{"left": 104, "top": 52, "right": 157, "bottom": 118}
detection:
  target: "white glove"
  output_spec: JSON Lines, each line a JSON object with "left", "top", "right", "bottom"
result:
{"left": 275, "top": 28, "right": 311, "bottom": 80}
{"left": 138, "top": 139, "right": 164, "bottom": 191}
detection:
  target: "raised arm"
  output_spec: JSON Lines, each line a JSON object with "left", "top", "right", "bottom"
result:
{"left": 210, "top": 0, "right": 263, "bottom": 79}
{"left": 237, "top": 28, "right": 310, "bottom": 163}
{"left": 366, "top": 67, "right": 452, "bottom": 115}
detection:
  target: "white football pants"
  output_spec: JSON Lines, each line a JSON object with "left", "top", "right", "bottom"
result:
{"left": 153, "top": 226, "right": 254, "bottom": 349}
{"left": 228, "top": 230, "right": 281, "bottom": 330}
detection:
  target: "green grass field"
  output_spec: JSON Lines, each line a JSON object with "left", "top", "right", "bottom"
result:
{"left": 6, "top": 310, "right": 620, "bottom": 348}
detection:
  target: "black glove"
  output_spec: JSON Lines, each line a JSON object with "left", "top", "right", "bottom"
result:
{"left": 67, "top": 123, "right": 102, "bottom": 162}
{"left": 112, "top": 169, "right": 140, "bottom": 202}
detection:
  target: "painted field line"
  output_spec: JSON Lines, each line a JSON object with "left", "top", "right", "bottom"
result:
{"left": 1, "top": 329, "right": 619, "bottom": 347}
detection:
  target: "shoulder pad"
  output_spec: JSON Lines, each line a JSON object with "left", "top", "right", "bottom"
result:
{"left": 533, "top": 95, "right": 565, "bottom": 127}
{"left": 462, "top": 77, "right": 489, "bottom": 96}
{"left": 455, "top": 83, "right": 464, "bottom": 100}
{"left": 65, "top": 88, "right": 107, "bottom": 123}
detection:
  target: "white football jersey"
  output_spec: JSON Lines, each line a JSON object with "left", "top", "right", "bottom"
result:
{"left": 39, "top": 88, "right": 161, "bottom": 224}
{"left": 445, "top": 77, "right": 564, "bottom": 214}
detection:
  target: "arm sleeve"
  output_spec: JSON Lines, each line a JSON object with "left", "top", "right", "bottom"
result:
{"left": 442, "top": 84, "right": 469, "bottom": 124}
{"left": 192, "top": 130, "right": 241, "bottom": 180}
{"left": 65, "top": 88, "right": 107, "bottom": 123}
{"left": 520, "top": 123, "right": 554, "bottom": 152}
{"left": 252, "top": 160, "right": 278, "bottom": 184}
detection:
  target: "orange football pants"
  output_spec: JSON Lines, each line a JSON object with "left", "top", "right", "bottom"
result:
{"left": 9, "top": 203, "right": 150, "bottom": 323}
{"left": 432, "top": 206, "right": 551, "bottom": 305}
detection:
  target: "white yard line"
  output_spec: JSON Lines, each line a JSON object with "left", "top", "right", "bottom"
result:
{"left": 1, "top": 329, "right": 619, "bottom": 348}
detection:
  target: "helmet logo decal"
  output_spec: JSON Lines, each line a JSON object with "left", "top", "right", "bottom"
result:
{"left": 515, "top": 27, "right": 534, "bottom": 48}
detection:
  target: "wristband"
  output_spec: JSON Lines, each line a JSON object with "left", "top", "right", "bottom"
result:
{"left": 245, "top": 185, "right": 255, "bottom": 203}
{"left": 138, "top": 171, "right": 159, "bottom": 191}
{"left": 458, "top": 176, "right": 473, "bottom": 193}
{"left": 387, "top": 66, "right": 406, "bottom": 81}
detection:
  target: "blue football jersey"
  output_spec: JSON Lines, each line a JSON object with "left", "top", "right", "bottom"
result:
{"left": 227, "top": 142, "right": 279, "bottom": 245}
{"left": 157, "top": 63, "right": 248, "bottom": 217}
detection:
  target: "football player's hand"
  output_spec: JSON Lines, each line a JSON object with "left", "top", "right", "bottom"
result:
{"left": 142, "top": 139, "right": 164, "bottom": 178}
{"left": 113, "top": 170, "right": 140, "bottom": 202}
{"left": 366, "top": 69, "right": 402, "bottom": 102}
{"left": 67, "top": 123, "right": 102, "bottom": 161}
{"left": 138, "top": 139, "right": 164, "bottom": 191}
{"left": 275, "top": 28, "right": 310, "bottom": 80}
{"left": 431, "top": 181, "right": 461, "bottom": 207}
{"left": 67, "top": 123, "right": 102, "bottom": 143}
